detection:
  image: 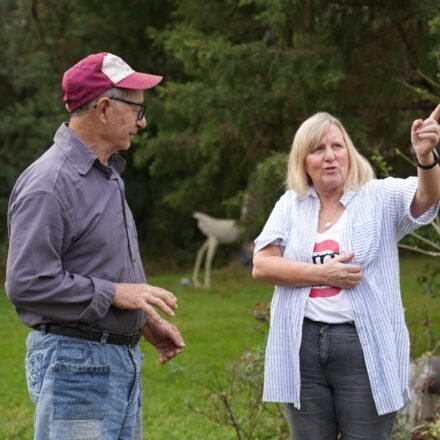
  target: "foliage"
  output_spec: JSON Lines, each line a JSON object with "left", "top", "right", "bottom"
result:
{"left": 136, "top": 0, "right": 440, "bottom": 264}
{"left": 0, "top": 265, "right": 276, "bottom": 439}
{"left": 402, "top": 12, "right": 440, "bottom": 105}
{"left": 409, "top": 264, "right": 440, "bottom": 359}
{"left": 396, "top": 12, "right": 440, "bottom": 259}
{"left": 240, "top": 152, "right": 287, "bottom": 241}
{"left": 1, "top": 0, "right": 440, "bottom": 271}
{"left": 418, "top": 265, "right": 440, "bottom": 299}
{"left": 0, "top": 0, "right": 173, "bottom": 266}
{"left": 391, "top": 417, "right": 412, "bottom": 440}
{"left": 187, "top": 345, "right": 288, "bottom": 440}
{"left": 186, "top": 301, "right": 288, "bottom": 439}
{"left": 0, "top": 256, "right": 438, "bottom": 438}
{"left": 413, "top": 415, "right": 440, "bottom": 440}
{"left": 185, "top": 260, "right": 440, "bottom": 438}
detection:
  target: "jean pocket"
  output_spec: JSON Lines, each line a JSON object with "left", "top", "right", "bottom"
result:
{"left": 25, "top": 352, "right": 43, "bottom": 405}
{"left": 53, "top": 362, "right": 110, "bottom": 419}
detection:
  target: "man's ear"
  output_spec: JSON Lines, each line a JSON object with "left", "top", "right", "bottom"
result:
{"left": 95, "top": 97, "right": 111, "bottom": 123}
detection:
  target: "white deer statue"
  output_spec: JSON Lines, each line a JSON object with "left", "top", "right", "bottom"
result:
{"left": 192, "top": 212, "right": 241, "bottom": 288}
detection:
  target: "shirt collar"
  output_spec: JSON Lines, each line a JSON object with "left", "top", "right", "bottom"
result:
{"left": 302, "top": 185, "right": 357, "bottom": 207}
{"left": 54, "top": 123, "right": 126, "bottom": 178}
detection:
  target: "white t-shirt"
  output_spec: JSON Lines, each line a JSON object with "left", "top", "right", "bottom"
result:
{"left": 304, "top": 210, "right": 354, "bottom": 323}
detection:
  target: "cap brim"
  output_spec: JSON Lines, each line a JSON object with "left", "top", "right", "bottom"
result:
{"left": 116, "top": 72, "right": 163, "bottom": 90}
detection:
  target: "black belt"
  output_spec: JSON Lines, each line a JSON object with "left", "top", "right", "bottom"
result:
{"left": 304, "top": 317, "right": 356, "bottom": 326}
{"left": 33, "top": 324, "right": 141, "bottom": 346}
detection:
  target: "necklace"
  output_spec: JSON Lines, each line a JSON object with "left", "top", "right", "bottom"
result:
{"left": 319, "top": 205, "right": 342, "bottom": 228}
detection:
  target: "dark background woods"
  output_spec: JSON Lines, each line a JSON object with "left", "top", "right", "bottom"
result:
{"left": 1, "top": 0, "right": 439, "bottom": 271}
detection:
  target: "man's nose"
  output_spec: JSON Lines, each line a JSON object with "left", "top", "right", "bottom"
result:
{"left": 137, "top": 116, "right": 147, "bottom": 129}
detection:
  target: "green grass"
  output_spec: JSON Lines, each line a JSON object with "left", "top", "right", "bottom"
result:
{"left": 0, "top": 255, "right": 438, "bottom": 439}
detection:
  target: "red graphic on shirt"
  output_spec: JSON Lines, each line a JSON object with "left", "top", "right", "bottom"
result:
{"left": 310, "top": 239, "right": 341, "bottom": 298}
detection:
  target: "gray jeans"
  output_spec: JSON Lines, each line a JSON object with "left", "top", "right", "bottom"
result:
{"left": 283, "top": 318, "right": 396, "bottom": 440}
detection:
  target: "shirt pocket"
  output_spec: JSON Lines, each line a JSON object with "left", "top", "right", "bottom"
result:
{"left": 351, "top": 218, "right": 380, "bottom": 265}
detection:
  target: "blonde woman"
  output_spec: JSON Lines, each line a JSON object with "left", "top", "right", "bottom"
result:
{"left": 253, "top": 109, "right": 440, "bottom": 439}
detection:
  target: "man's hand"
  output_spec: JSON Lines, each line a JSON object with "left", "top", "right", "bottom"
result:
{"left": 142, "top": 319, "right": 185, "bottom": 364}
{"left": 113, "top": 283, "right": 177, "bottom": 324}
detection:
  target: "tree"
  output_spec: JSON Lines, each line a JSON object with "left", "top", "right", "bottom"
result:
{"left": 0, "top": 0, "right": 173, "bottom": 266}
{"left": 135, "top": 0, "right": 440, "bottom": 263}
{"left": 1, "top": 0, "right": 439, "bottom": 270}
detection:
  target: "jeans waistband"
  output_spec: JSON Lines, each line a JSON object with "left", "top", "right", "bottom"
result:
{"left": 32, "top": 324, "right": 141, "bottom": 346}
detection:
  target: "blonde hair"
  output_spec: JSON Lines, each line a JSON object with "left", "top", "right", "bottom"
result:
{"left": 286, "top": 112, "right": 375, "bottom": 197}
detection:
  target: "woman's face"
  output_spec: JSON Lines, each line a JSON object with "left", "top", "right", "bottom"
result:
{"left": 304, "top": 124, "right": 349, "bottom": 195}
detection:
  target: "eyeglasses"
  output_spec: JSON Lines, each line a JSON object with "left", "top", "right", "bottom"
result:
{"left": 109, "top": 97, "right": 147, "bottom": 120}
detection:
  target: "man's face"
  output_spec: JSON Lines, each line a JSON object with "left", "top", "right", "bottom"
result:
{"left": 105, "top": 89, "right": 147, "bottom": 152}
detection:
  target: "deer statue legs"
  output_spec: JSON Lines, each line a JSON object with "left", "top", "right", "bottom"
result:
{"left": 192, "top": 212, "right": 240, "bottom": 289}
{"left": 192, "top": 236, "right": 219, "bottom": 288}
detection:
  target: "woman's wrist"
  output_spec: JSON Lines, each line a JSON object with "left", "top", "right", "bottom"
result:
{"left": 414, "top": 149, "right": 439, "bottom": 169}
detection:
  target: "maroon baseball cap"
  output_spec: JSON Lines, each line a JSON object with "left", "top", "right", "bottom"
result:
{"left": 62, "top": 52, "right": 163, "bottom": 113}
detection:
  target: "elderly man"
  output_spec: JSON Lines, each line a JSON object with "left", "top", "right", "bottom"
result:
{"left": 6, "top": 52, "right": 185, "bottom": 440}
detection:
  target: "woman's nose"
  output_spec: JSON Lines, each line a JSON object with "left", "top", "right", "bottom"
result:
{"left": 324, "top": 146, "right": 335, "bottom": 160}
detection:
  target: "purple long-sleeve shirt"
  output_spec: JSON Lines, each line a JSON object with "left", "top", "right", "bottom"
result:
{"left": 6, "top": 123, "right": 147, "bottom": 334}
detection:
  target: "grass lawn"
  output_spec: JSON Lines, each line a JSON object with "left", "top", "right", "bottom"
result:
{"left": 0, "top": 254, "right": 438, "bottom": 439}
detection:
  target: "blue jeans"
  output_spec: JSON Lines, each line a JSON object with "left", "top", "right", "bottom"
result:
{"left": 283, "top": 318, "right": 396, "bottom": 440}
{"left": 25, "top": 330, "right": 144, "bottom": 440}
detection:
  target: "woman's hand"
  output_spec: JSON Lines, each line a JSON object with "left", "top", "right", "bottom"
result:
{"left": 410, "top": 105, "right": 440, "bottom": 218}
{"left": 320, "top": 253, "right": 362, "bottom": 289}
{"left": 411, "top": 104, "right": 440, "bottom": 158}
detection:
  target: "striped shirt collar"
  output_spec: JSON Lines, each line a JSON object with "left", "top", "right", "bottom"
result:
{"left": 303, "top": 185, "right": 358, "bottom": 207}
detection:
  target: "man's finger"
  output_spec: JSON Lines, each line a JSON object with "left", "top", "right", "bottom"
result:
{"left": 170, "top": 331, "right": 185, "bottom": 348}
{"left": 141, "top": 304, "right": 163, "bottom": 324}
{"left": 144, "top": 295, "right": 175, "bottom": 317}
{"left": 148, "top": 286, "right": 178, "bottom": 304}
{"left": 160, "top": 347, "right": 184, "bottom": 364}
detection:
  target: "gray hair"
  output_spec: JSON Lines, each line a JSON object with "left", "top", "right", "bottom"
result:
{"left": 70, "top": 87, "right": 126, "bottom": 117}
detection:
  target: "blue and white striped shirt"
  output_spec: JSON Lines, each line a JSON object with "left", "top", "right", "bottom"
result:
{"left": 254, "top": 177, "right": 439, "bottom": 415}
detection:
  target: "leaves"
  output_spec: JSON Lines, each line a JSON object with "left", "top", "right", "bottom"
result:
{"left": 1, "top": 0, "right": 440, "bottom": 268}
